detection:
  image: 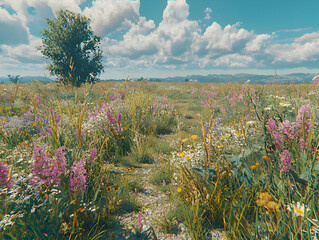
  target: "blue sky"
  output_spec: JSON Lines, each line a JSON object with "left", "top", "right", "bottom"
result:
{"left": 0, "top": 0, "right": 319, "bottom": 79}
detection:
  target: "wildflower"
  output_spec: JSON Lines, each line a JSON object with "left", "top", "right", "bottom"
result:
{"left": 217, "top": 145, "right": 223, "bottom": 149}
{"left": 69, "top": 159, "right": 87, "bottom": 195}
{"left": 280, "top": 150, "right": 291, "bottom": 172}
{"left": 179, "top": 152, "right": 185, "bottom": 156}
{"left": 279, "top": 102, "right": 291, "bottom": 107}
{"left": 117, "top": 113, "right": 122, "bottom": 123}
{"left": 185, "top": 156, "right": 191, "bottom": 160}
{"left": 220, "top": 137, "right": 224, "bottom": 140}
{"left": 266, "top": 201, "right": 280, "bottom": 212}
{"left": 90, "top": 148, "right": 97, "bottom": 163}
{"left": 262, "top": 156, "right": 270, "bottom": 160}
{"left": 106, "top": 112, "right": 117, "bottom": 124}
{"left": 287, "top": 202, "right": 310, "bottom": 217}
{"left": 0, "top": 162, "right": 13, "bottom": 189}
{"left": 182, "top": 138, "right": 188, "bottom": 143}
{"left": 32, "top": 147, "right": 66, "bottom": 187}
{"left": 250, "top": 165, "right": 257, "bottom": 170}
{"left": 137, "top": 212, "right": 143, "bottom": 232}
{"left": 256, "top": 192, "right": 273, "bottom": 207}
{"left": 177, "top": 187, "right": 182, "bottom": 193}
{"left": 226, "top": 134, "right": 230, "bottom": 138}
{"left": 190, "top": 135, "right": 198, "bottom": 139}
{"left": 235, "top": 132, "right": 242, "bottom": 136}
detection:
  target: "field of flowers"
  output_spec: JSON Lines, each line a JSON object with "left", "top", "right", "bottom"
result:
{"left": 0, "top": 80, "right": 319, "bottom": 239}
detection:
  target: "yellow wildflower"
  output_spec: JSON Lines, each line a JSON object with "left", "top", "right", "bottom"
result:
{"left": 226, "top": 134, "right": 230, "bottom": 138}
{"left": 179, "top": 152, "right": 185, "bottom": 156}
{"left": 220, "top": 137, "right": 224, "bottom": 140}
{"left": 262, "top": 156, "right": 270, "bottom": 160}
{"left": 217, "top": 145, "right": 223, "bottom": 149}
{"left": 250, "top": 165, "right": 257, "bottom": 170}
{"left": 256, "top": 192, "right": 273, "bottom": 207}
{"left": 190, "top": 135, "right": 198, "bottom": 139}
{"left": 185, "top": 156, "right": 191, "bottom": 160}
{"left": 177, "top": 187, "right": 182, "bottom": 193}
{"left": 266, "top": 201, "right": 280, "bottom": 212}
{"left": 236, "top": 132, "right": 242, "bottom": 136}
{"left": 182, "top": 138, "right": 188, "bottom": 143}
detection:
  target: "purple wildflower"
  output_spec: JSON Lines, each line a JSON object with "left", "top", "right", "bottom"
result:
{"left": 107, "top": 112, "right": 117, "bottom": 124}
{"left": 138, "top": 212, "right": 143, "bottom": 232}
{"left": 32, "top": 146, "right": 66, "bottom": 187}
{"left": 117, "top": 113, "right": 122, "bottom": 123}
{"left": 280, "top": 150, "right": 291, "bottom": 172}
{"left": 0, "top": 162, "right": 12, "bottom": 189}
{"left": 44, "top": 126, "right": 53, "bottom": 135}
{"left": 90, "top": 148, "right": 97, "bottom": 163}
{"left": 69, "top": 159, "right": 87, "bottom": 195}
{"left": 121, "top": 91, "right": 126, "bottom": 100}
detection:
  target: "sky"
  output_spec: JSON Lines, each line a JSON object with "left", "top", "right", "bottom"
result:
{"left": 1, "top": 0, "right": 319, "bottom": 79}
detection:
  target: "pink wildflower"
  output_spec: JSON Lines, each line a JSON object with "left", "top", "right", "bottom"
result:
{"left": 90, "top": 148, "right": 97, "bottom": 163}
{"left": 107, "top": 112, "right": 117, "bottom": 124}
{"left": 32, "top": 146, "right": 66, "bottom": 187}
{"left": 0, "top": 162, "right": 13, "bottom": 189}
{"left": 69, "top": 159, "right": 87, "bottom": 194}
{"left": 280, "top": 150, "right": 291, "bottom": 172}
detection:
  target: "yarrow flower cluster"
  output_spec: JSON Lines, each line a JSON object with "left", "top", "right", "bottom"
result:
{"left": 32, "top": 146, "right": 67, "bottom": 187}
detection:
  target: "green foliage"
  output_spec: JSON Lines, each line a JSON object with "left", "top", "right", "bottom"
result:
{"left": 7, "top": 75, "right": 20, "bottom": 84}
{"left": 155, "top": 211, "right": 180, "bottom": 235}
{"left": 40, "top": 10, "right": 103, "bottom": 87}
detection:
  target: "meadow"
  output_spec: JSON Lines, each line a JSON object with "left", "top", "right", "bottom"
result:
{"left": 0, "top": 80, "right": 319, "bottom": 239}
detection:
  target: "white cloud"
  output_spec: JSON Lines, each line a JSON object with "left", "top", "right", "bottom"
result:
{"left": 214, "top": 54, "right": 254, "bottom": 67}
{"left": 2, "top": 0, "right": 319, "bottom": 77}
{"left": 266, "top": 31, "right": 319, "bottom": 64}
{"left": 245, "top": 34, "right": 271, "bottom": 52}
{"left": 0, "top": 35, "right": 43, "bottom": 63}
{"left": 163, "top": 0, "right": 189, "bottom": 23}
{"left": 104, "top": 0, "right": 200, "bottom": 68}
{"left": 0, "top": 8, "right": 29, "bottom": 45}
{"left": 192, "top": 22, "right": 252, "bottom": 57}
{"left": 204, "top": 7, "right": 212, "bottom": 20}
{"left": 83, "top": 0, "right": 139, "bottom": 36}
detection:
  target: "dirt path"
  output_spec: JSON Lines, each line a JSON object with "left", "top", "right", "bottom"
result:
{"left": 112, "top": 165, "right": 227, "bottom": 240}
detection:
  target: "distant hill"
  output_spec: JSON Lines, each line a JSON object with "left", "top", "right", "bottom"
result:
{"left": 0, "top": 73, "right": 316, "bottom": 84}
{"left": 148, "top": 73, "right": 316, "bottom": 84}
{"left": 0, "top": 76, "right": 52, "bottom": 83}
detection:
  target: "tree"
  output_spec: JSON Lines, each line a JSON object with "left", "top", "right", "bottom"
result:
{"left": 40, "top": 10, "right": 103, "bottom": 87}
{"left": 8, "top": 75, "right": 20, "bottom": 84}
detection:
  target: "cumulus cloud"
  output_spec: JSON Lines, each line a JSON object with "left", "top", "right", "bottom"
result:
{"left": 0, "top": 8, "right": 29, "bottom": 45}
{"left": 0, "top": 0, "right": 82, "bottom": 16}
{"left": 0, "top": 35, "right": 43, "bottom": 64}
{"left": 245, "top": 34, "right": 271, "bottom": 52}
{"left": 204, "top": 8, "right": 212, "bottom": 20}
{"left": 83, "top": 0, "right": 139, "bottom": 36}
{"left": 104, "top": 0, "right": 200, "bottom": 68}
{"left": 266, "top": 32, "right": 319, "bottom": 64}
{"left": 1, "top": 0, "right": 319, "bottom": 77}
{"left": 192, "top": 22, "right": 252, "bottom": 57}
